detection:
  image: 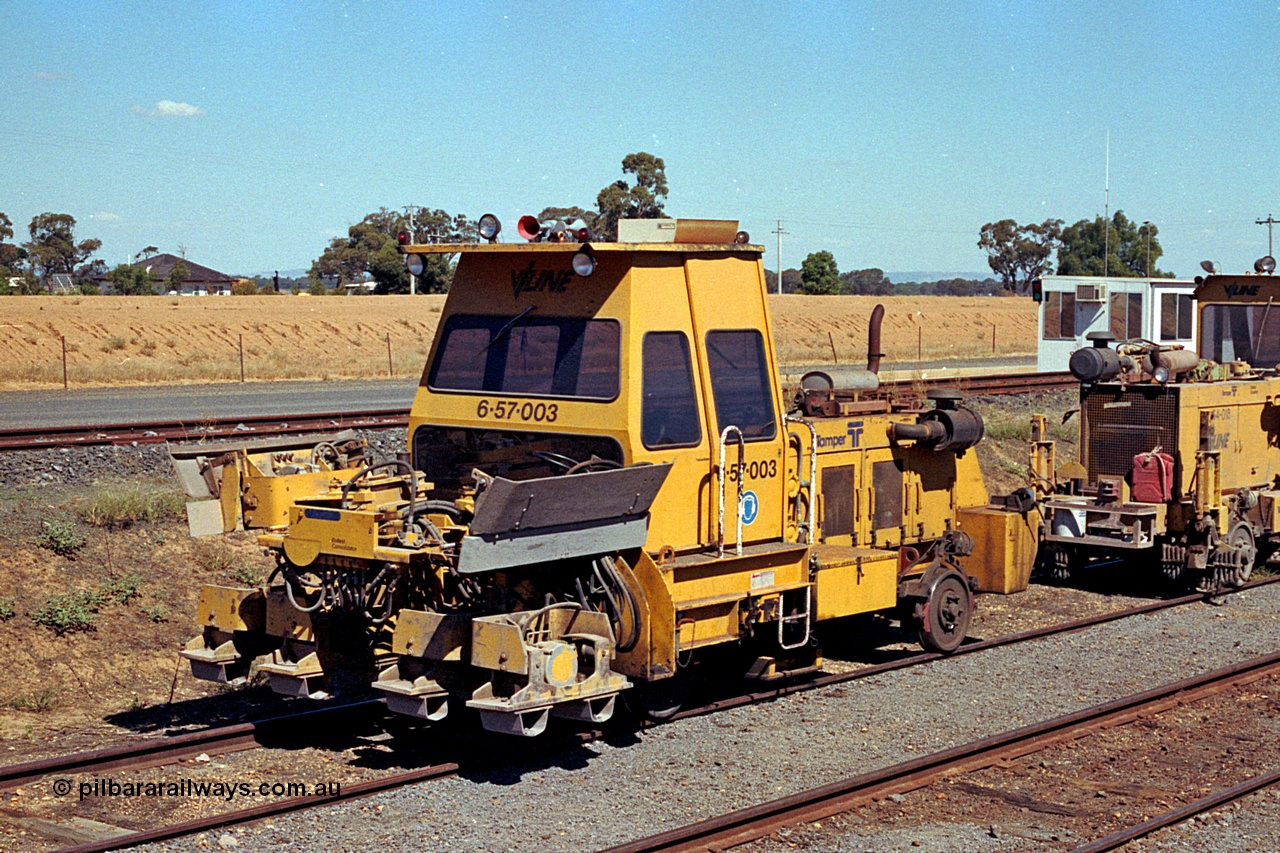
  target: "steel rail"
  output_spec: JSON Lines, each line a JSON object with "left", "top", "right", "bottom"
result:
{"left": 0, "top": 701, "right": 381, "bottom": 793}
{"left": 54, "top": 761, "right": 461, "bottom": 853}
{"left": 661, "top": 574, "right": 1280, "bottom": 725}
{"left": 0, "top": 408, "right": 409, "bottom": 451}
{"left": 11, "top": 576, "right": 1276, "bottom": 813}
{"left": 599, "top": 652, "right": 1280, "bottom": 853}
{"left": 1070, "top": 768, "right": 1280, "bottom": 852}
{"left": 0, "top": 372, "right": 1074, "bottom": 451}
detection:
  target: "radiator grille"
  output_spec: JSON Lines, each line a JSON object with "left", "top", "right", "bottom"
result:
{"left": 1083, "top": 387, "right": 1179, "bottom": 482}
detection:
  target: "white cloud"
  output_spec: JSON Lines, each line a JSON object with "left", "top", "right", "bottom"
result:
{"left": 131, "top": 100, "right": 205, "bottom": 118}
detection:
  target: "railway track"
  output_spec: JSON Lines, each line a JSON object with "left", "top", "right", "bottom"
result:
{"left": 0, "top": 371, "right": 1073, "bottom": 452}
{"left": 602, "top": 651, "right": 1280, "bottom": 853}
{"left": 10, "top": 575, "right": 1272, "bottom": 853}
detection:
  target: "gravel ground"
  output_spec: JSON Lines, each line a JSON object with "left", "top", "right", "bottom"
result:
{"left": 123, "top": 582, "right": 1280, "bottom": 853}
{"left": 0, "top": 429, "right": 409, "bottom": 488}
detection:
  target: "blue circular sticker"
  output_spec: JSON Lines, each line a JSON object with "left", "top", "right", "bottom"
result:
{"left": 741, "top": 490, "right": 759, "bottom": 525}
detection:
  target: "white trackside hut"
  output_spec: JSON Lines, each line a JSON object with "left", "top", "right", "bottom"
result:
{"left": 1036, "top": 276, "right": 1198, "bottom": 372}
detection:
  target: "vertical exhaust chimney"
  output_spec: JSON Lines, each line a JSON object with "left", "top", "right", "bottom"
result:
{"left": 866, "top": 304, "right": 885, "bottom": 375}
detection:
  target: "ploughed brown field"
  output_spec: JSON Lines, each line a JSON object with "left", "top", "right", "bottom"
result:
{"left": 0, "top": 294, "right": 1036, "bottom": 390}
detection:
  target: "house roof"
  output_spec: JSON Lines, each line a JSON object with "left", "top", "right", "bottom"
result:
{"left": 96, "top": 253, "right": 237, "bottom": 284}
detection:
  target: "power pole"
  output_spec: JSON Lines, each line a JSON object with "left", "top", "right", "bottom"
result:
{"left": 1257, "top": 214, "right": 1277, "bottom": 258}
{"left": 771, "top": 219, "right": 789, "bottom": 294}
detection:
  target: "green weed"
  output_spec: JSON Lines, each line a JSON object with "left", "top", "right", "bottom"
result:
{"left": 100, "top": 573, "right": 144, "bottom": 606}
{"left": 0, "top": 596, "right": 15, "bottom": 621}
{"left": 143, "top": 603, "right": 169, "bottom": 623}
{"left": 32, "top": 589, "right": 103, "bottom": 634}
{"left": 38, "top": 519, "right": 85, "bottom": 556}
{"left": 191, "top": 540, "right": 259, "bottom": 585}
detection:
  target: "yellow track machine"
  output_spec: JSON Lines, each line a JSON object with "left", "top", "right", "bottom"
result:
{"left": 1034, "top": 264, "right": 1280, "bottom": 589}
{"left": 182, "top": 215, "right": 1037, "bottom": 735}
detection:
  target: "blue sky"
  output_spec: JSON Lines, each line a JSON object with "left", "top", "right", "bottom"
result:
{"left": 3, "top": 1, "right": 1279, "bottom": 280}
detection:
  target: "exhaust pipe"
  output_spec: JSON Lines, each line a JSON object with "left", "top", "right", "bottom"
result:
{"left": 866, "top": 304, "right": 885, "bottom": 375}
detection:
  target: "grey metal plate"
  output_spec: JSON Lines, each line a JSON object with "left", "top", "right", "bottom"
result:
{"left": 186, "top": 500, "right": 225, "bottom": 537}
{"left": 457, "top": 516, "right": 650, "bottom": 574}
{"left": 469, "top": 463, "right": 672, "bottom": 537}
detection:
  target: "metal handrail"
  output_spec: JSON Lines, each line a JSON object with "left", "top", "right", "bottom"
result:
{"left": 717, "top": 425, "right": 746, "bottom": 558}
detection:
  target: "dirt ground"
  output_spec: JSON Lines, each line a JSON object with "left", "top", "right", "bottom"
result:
{"left": 0, "top": 294, "right": 1036, "bottom": 390}
{"left": 0, "top": 484, "right": 276, "bottom": 760}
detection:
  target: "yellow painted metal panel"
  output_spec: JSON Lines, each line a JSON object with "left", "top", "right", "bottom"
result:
{"left": 195, "top": 585, "right": 265, "bottom": 632}
{"left": 265, "top": 587, "right": 313, "bottom": 641}
{"left": 392, "top": 610, "right": 470, "bottom": 660}
{"left": 955, "top": 505, "right": 1040, "bottom": 594}
{"left": 811, "top": 547, "right": 897, "bottom": 619}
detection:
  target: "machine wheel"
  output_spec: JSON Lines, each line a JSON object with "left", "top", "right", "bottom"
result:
{"left": 1216, "top": 522, "right": 1257, "bottom": 589}
{"left": 916, "top": 571, "right": 972, "bottom": 654}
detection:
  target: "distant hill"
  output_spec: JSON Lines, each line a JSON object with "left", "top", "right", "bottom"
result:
{"left": 245, "top": 268, "right": 309, "bottom": 279}
{"left": 885, "top": 271, "right": 992, "bottom": 283}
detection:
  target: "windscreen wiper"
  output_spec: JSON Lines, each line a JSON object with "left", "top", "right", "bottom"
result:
{"left": 479, "top": 305, "right": 536, "bottom": 355}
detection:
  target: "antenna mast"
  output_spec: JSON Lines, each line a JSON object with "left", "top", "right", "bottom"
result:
{"left": 1102, "top": 132, "right": 1110, "bottom": 278}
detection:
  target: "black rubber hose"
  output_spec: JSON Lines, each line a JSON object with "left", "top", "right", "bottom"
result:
{"left": 597, "top": 557, "right": 640, "bottom": 653}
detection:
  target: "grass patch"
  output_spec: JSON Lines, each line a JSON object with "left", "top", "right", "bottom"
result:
{"left": 144, "top": 603, "right": 169, "bottom": 623}
{"left": 0, "top": 596, "right": 15, "bottom": 621}
{"left": 79, "top": 484, "right": 186, "bottom": 529}
{"left": 32, "top": 588, "right": 103, "bottom": 634}
{"left": 192, "top": 540, "right": 260, "bottom": 585}
{"left": 101, "top": 335, "right": 127, "bottom": 353}
{"left": 10, "top": 688, "right": 60, "bottom": 712}
{"left": 37, "top": 519, "right": 85, "bottom": 556}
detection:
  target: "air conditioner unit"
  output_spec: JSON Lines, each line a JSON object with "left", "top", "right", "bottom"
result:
{"left": 1076, "top": 283, "right": 1106, "bottom": 302}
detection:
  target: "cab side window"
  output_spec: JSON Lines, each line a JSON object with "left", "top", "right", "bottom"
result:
{"left": 706, "top": 330, "right": 777, "bottom": 440}
{"left": 642, "top": 332, "right": 702, "bottom": 448}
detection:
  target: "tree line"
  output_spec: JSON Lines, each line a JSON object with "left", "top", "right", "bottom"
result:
{"left": 0, "top": 162, "right": 1171, "bottom": 299}
{"left": 977, "top": 211, "right": 1168, "bottom": 295}
{"left": 308, "top": 153, "right": 670, "bottom": 294}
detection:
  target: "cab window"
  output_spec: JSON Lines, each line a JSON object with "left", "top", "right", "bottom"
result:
{"left": 428, "top": 314, "right": 620, "bottom": 400}
{"left": 1160, "top": 293, "right": 1193, "bottom": 341}
{"left": 642, "top": 332, "right": 701, "bottom": 448}
{"left": 1109, "top": 292, "right": 1142, "bottom": 340}
{"left": 1198, "top": 304, "right": 1280, "bottom": 366}
{"left": 706, "top": 329, "right": 776, "bottom": 440}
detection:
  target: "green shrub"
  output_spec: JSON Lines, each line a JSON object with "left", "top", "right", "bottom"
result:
{"left": 144, "top": 603, "right": 169, "bottom": 623}
{"left": 79, "top": 485, "right": 186, "bottom": 529}
{"left": 38, "top": 520, "right": 85, "bottom": 556}
{"left": 33, "top": 589, "right": 103, "bottom": 634}
{"left": 100, "top": 573, "right": 144, "bottom": 606}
